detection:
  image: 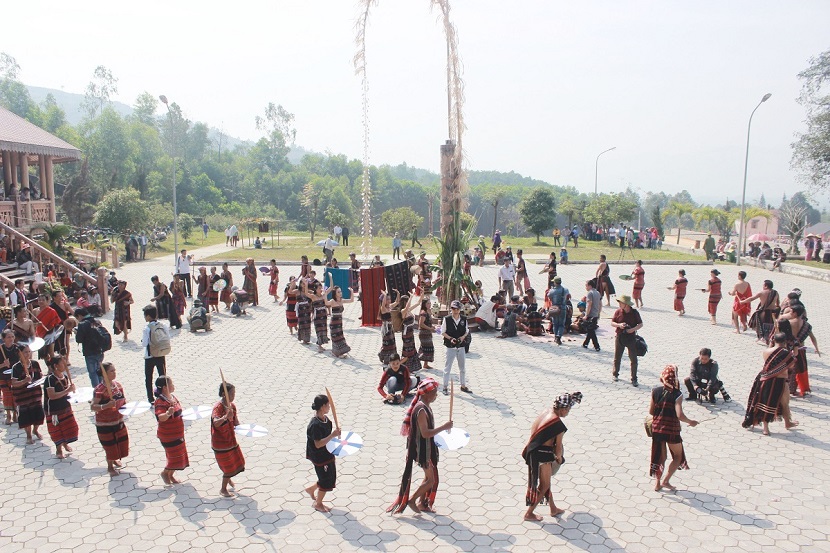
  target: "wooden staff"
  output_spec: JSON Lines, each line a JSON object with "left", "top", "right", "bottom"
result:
{"left": 219, "top": 368, "right": 232, "bottom": 420}
{"left": 325, "top": 387, "right": 340, "bottom": 429}
{"left": 449, "top": 381, "right": 454, "bottom": 422}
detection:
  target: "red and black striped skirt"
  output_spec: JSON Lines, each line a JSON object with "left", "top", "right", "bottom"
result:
{"left": 97, "top": 422, "right": 129, "bottom": 461}
{"left": 46, "top": 408, "right": 79, "bottom": 446}
{"left": 214, "top": 445, "right": 245, "bottom": 478}
{"left": 1, "top": 382, "right": 15, "bottom": 410}
{"left": 161, "top": 437, "right": 190, "bottom": 471}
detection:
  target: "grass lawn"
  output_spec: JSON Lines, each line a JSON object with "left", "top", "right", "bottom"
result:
{"left": 787, "top": 259, "right": 830, "bottom": 271}
{"left": 201, "top": 233, "right": 703, "bottom": 263}
{"left": 143, "top": 230, "right": 228, "bottom": 260}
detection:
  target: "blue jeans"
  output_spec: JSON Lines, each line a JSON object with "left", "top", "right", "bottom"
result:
{"left": 85, "top": 353, "right": 104, "bottom": 387}
{"left": 551, "top": 312, "right": 566, "bottom": 337}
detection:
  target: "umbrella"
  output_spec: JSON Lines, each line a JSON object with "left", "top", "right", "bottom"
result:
{"left": 747, "top": 233, "right": 771, "bottom": 242}
{"left": 316, "top": 239, "right": 328, "bottom": 246}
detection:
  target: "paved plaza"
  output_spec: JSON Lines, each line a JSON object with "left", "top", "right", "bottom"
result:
{"left": 1, "top": 245, "right": 829, "bottom": 553}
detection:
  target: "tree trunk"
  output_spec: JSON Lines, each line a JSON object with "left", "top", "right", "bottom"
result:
{"left": 676, "top": 227, "right": 681, "bottom": 245}
{"left": 492, "top": 200, "right": 498, "bottom": 236}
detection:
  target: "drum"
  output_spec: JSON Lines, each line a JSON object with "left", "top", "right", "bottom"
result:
{"left": 18, "top": 337, "right": 45, "bottom": 352}
{"left": 618, "top": 275, "right": 634, "bottom": 281}
{"left": 212, "top": 279, "right": 227, "bottom": 292}
{"left": 68, "top": 387, "right": 94, "bottom": 404}
{"left": 118, "top": 401, "right": 152, "bottom": 417}
{"left": 27, "top": 376, "right": 47, "bottom": 388}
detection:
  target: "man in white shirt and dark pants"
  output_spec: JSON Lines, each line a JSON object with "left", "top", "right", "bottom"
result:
{"left": 498, "top": 257, "right": 516, "bottom": 299}
{"left": 175, "top": 249, "right": 192, "bottom": 297}
{"left": 442, "top": 300, "right": 472, "bottom": 395}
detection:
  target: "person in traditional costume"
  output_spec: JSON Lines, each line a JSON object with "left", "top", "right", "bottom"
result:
{"left": 378, "top": 354, "right": 419, "bottom": 404}
{"left": 378, "top": 290, "right": 401, "bottom": 366}
{"left": 326, "top": 285, "right": 354, "bottom": 358}
{"left": 399, "top": 294, "right": 421, "bottom": 373}
{"left": 12, "top": 304, "right": 36, "bottom": 344}
{"left": 242, "top": 258, "right": 259, "bottom": 306}
{"left": 35, "top": 294, "right": 62, "bottom": 358}
{"left": 306, "top": 281, "right": 332, "bottom": 353}
{"left": 297, "top": 279, "right": 312, "bottom": 345}
{"left": 219, "top": 263, "right": 234, "bottom": 310}
{"left": 387, "top": 378, "right": 452, "bottom": 514}
{"left": 595, "top": 254, "right": 615, "bottom": 307}
{"left": 151, "top": 275, "right": 181, "bottom": 331}
{"left": 743, "top": 333, "right": 799, "bottom": 435}
{"left": 630, "top": 260, "right": 645, "bottom": 308}
{"left": 43, "top": 354, "right": 78, "bottom": 459}
{"left": 417, "top": 298, "right": 436, "bottom": 370}
{"left": 522, "top": 391, "right": 582, "bottom": 521}
{"left": 741, "top": 279, "right": 779, "bottom": 344}
{"left": 0, "top": 329, "right": 20, "bottom": 424}
{"left": 728, "top": 271, "right": 752, "bottom": 333}
{"left": 305, "top": 394, "right": 341, "bottom": 512}
{"left": 702, "top": 269, "right": 722, "bottom": 325}
{"left": 196, "top": 266, "right": 209, "bottom": 307}
{"left": 154, "top": 375, "right": 188, "bottom": 485}
{"left": 208, "top": 267, "right": 221, "bottom": 313}
{"left": 268, "top": 259, "right": 280, "bottom": 303}
{"left": 650, "top": 365, "right": 698, "bottom": 491}
{"left": 170, "top": 274, "right": 187, "bottom": 326}
{"left": 777, "top": 305, "right": 820, "bottom": 397}
{"left": 284, "top": 277, "right": 299, "bottom": 333}
{"left": 11, "top": 344, "right": 44, "bottom": 444}
{"left": 669, "top": 269, "right": 687, "bottom": 316}
{"left": 91, "top": 362, "right": 129, "bottom": 476}
{"left": 348, "top": 252, "right": 361, "bottom": 295}
{"left": 211, "top": 382, "right": 244, "bottom": 497}
{"left": 112, "top": 280, "right": 133, "bottom": 341}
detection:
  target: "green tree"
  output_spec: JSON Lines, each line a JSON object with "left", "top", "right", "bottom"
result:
{"left": 558, "top": 195, "right": 581, "bottom": 228}
{"left": 301, "top": 176, "right": 326, "bottom": 241}
{"left": 791, "top": 48, "right": 830, "bottom": 192}
{"left": 0, "top": 52, "right": 38, "bottom": 120}
{"left": 82, "top": 65, "right": 118, "bottom": 119}
{"left": 132, "top": 92, "right": 158, "bottom": 127}
{"left": 255, "top": 102, "right": 296, "bottom": 172}
{"left": 94, "top": 189, "right": 149, "bottom": 234}
{"left": 380, "top": 207, "right": 424, "bottom": 237}
{"left": 583, "top": 193, "right": 637, "bottom": 230}
{"left": 481, "top": 186, "right": 508, "bottom": 235}
{"left": 178, "top": 212, "right": 195, "bottom": 242}
{"left": 520, "top": 187, "right": 556, "bottom": 242}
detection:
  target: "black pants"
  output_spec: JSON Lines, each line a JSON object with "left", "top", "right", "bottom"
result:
{"left": 145, "top": 357, "right": 167, "bottom": 402}
{"left": 412, "top": 237, "right": 422, "bottom": 248}
{"left": 342, "top": 235, "right": 349, "bottom": 246}
{"left": 582, "top": 317, "right": 599, "bottom": 349}
{"left": 613, "top": 333, "right": 638, "bottom": 382}
{"left": 684, "top": 377, "right": 725, "bottom": 400}
{"left": 177, "top": 273, "right": 192, "bottom": 297}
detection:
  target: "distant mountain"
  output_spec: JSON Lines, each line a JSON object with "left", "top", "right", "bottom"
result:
{"left": 382, "top": 162, "right": 557, "bottom": 189}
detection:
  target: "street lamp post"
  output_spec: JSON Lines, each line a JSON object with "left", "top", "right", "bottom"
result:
{"left": 159, "top": 95, "right": 178, "bottom": 269}
{"left": 594, "top": 147, "right": 617, "bottom": 195}
{"left": 736, "top": 93, "right": 772, "bottom": 266}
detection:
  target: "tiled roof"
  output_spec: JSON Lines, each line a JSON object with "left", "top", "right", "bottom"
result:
{"left": 0, "top": 106, "right": 81, "bottom": 161}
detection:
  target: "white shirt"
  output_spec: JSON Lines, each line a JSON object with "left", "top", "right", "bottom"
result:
{"left": 499, "top": 264, "right": 515, "bottom": 281}
{"left": 440, "top": 315, "right": 464, "bottom": 335}
{"left": 474, "top": 300, "right": 498, "bottom": 327}
{"left": 9, "top": 288, "right": 26, "bottom": 307}
{"left": 334, "top": 225, "right": 342, "bottom": 236}
{"left": 176, "top": 255, "right": 190, "bottom": 274}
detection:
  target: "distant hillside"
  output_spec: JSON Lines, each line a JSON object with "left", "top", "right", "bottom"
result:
{"left": 383, "top": 162, "right": 555, "bottom": 189}
{"left": 26, "top": 85, "right": 555, "bottom": 189}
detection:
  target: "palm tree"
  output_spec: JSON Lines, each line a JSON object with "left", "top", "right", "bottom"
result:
{"left": 663, "top": 201, "right": 696, "bottom": 244}
{"left": 33, "top": 224, "right": 72, "bottom": 255}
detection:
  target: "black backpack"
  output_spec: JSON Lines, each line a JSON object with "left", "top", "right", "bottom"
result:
{"left": 634, "top": 334, "right": 648, "bottom": 357}
{"left": 90, "top": 319, "right": 113, "bottom": 352}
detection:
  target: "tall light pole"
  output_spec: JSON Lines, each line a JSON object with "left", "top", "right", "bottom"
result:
{"left": 594, "top": 147, "right": 616, "bottom": 195}
{"left": 159, "top": 95, "right": 178, "bottom": 268}
{"left": 736, "top": 93, "right": 772, "bottom": 266}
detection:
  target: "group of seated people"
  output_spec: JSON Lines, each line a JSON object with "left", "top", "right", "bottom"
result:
{"left": 467, "top": 287, "right": 578, "bottom": 339}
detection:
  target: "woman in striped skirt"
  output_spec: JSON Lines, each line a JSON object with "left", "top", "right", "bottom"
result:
{"left": 44, "top": 354, "right": 79, "bottom": 459}
{"left": 91, "top": 362, "right": 129, "bottom": 477}
{"left": 11, "top": 345, "right": 44, "bottom": 444}
{"left": 0, "top": 329, "right": 19, "bottom": 425}
{"left": 327, "top": 286, "right": 354, "bottom": 358}
{"left": 308, "top": 282, "right": 331, "bottom": 353}
{"left": 399, "top": 295, "right": 420, "bottom": 373}
{"left": 284, "top": 277, "right": 299, "bottom": 334}
{"left": 154, "top": 375, "right": 189, "bottom": 485}
{"left": 212, "top": 383, "right": 244, "bottom": 497}
{"left": 297, "top": 280, "right": 313, "bottom": 344}
{"left": 378, "top": 290, "right": 401, "bottom": 366}
{"left": 704, "top": 269, "right": 722, "bottom": 325}
{"left": 418, "top": 298, "right": 436, "bottom": 370}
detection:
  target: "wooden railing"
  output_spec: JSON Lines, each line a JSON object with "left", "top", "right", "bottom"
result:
{"left": 0, "top": 220, "right": 109, "bottom": 314}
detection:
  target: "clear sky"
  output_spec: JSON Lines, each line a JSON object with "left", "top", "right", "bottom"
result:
{"left": 4, "top": 1, "right": 828, "bottom": 207}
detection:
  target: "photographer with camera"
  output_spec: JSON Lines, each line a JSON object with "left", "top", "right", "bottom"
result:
{"left": 610, "top": 295, "right": 643, "bottom": 387}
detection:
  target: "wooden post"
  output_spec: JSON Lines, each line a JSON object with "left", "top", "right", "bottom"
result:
{"left": 20, "top": 155, "right": 29, "bottom": 193}
{"left": 97, "top": 267, "right": 110, "bottom": 314}
{"left": 45, "top": 156, "right": 55, "bottom": 223}
{"left": 2, "top": 151, "right": 12, "bottom": 195}
{"left": 439, "top": 140, "right": 456, "bottom": 239}
{"left": 39, "top": 155, "right": 47, "bottom": 199}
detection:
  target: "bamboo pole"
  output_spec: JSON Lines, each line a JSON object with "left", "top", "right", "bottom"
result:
{"left": 219, "top": 369, "right": 231, "bottom": 420}
{"left": 449, "top": 381, "right": 454, "bottom": 421}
